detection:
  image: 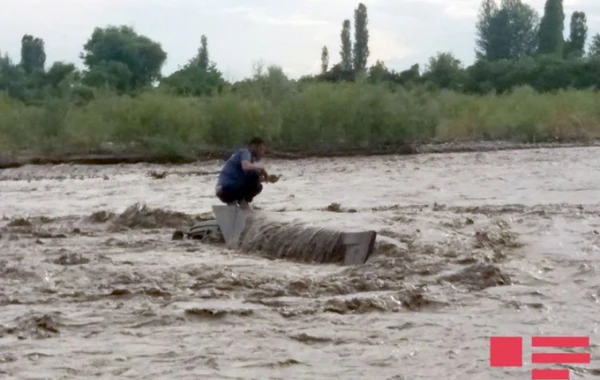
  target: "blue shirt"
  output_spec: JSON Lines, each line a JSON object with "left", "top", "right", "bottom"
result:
{"left": 217, "top": 148, "right": 255, "bottom": 189}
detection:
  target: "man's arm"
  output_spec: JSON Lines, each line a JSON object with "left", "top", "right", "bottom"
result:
{"left": 241, "top": 159, "right": 264, "bottom": 172}
{"left": 240, "top": 150, "right": 268, "bottom": 177}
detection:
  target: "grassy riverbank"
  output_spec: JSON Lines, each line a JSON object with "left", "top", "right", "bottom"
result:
{"left": 1, "top": 84, "right": 600, "bottom": 164}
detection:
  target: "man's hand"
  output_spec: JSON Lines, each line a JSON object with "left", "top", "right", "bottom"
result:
{"left": 258, "top": 167, "right": 268, "bottom": 181}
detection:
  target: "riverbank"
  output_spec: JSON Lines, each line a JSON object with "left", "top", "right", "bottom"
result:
{"left": 2, "top": 140, "right": 600, "bottom": 169}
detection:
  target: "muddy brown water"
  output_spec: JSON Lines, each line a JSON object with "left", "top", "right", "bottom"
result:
{"left": 1, "top": 148, "right": 600, "bottom": 379}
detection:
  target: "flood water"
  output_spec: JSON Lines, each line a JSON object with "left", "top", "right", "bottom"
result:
{"left": 1, "top": 147, "right": 599, "bottom": 379}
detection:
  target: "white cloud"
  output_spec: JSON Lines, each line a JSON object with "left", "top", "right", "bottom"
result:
{"left": 369, "top": 29, "right": 417, "bottom": 62}
{"left": 402, "top": 0, "right": 480, "bottom": 18}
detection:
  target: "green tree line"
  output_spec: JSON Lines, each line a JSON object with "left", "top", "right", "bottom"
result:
{"left": 1, "top": 0, "right": 599, "bottom": 105}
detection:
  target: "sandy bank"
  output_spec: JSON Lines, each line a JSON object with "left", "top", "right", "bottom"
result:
{"left": 2, "top": 140, "right": 600, "bottom": 169}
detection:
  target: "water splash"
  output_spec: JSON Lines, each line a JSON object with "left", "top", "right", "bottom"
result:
{"left": 238, "top": 214, "right": 346, "bottom": 263}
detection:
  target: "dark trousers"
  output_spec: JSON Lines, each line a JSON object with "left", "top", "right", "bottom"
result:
{"left": 217, "top": 170, "right": 263, "bottom": 204}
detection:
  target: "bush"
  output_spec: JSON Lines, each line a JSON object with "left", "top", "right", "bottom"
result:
{"left": 1, "top": 81, "right": 600, "bottom": 157}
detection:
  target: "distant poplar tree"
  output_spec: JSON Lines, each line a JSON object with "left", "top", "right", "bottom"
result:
{"left": 340, "top": 19, "right": 353, "bottom": 72}
{"left": 538, "top": 0, "right": 565, "bottom": 55}
{"left": 353, "top": 3, "right": 370, "bottom": 73}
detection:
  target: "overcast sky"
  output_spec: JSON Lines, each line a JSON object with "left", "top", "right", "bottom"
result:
{"left": 1, "top": 0, "right": 599, "bottom": 81}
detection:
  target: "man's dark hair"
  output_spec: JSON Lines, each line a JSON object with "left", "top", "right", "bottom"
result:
{"left": 248, "top": 137, "right": 266, "bottom": 146}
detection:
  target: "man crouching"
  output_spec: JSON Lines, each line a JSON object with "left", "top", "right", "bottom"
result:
{"left": 215, "top": 137, "right": 268, "bottom": 210}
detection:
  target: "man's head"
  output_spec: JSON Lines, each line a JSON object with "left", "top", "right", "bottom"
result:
{"left": 248, "top": 137, "right": 267, "bottom": 159}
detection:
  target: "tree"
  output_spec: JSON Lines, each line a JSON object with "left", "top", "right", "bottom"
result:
{"left": 45, "top": 62, "right": 78, "bottom": 88}
{"left": 252, "top": 65, "right": 292, "bottom": 100}
{"left": 197, "top": 35, "right": 209, "bottom": 70}
{"left": 589, "top": 34, "right": 600, "bottom": 57}
{"left": 368, "top": 60, "right": 389, "bottom": 82}
{"left": 0, "top": 52, "right": 27, "bottom": 100}
{"left": 42, "top": 62, "right": 82, "bottom": 99}
{"left": 161, "top": 37, "right": 225, "bottom": 96}
{"left": 475, "top": 0, "right": 539, "bottom": 60}
{"left": 188, "top": 35, "right": 210, "bottom": 69}
{"left": 20, "top": 35, "right": 46, "bottom": 74}
{"left": 424, "top": 52, "right": 466, "bottom": 90}
{"left": 475, "top": 0, "right": 499, "bottom": 59}
{"left": 397, "top": 64, "right": 421, "bottom": 85}
{"left": 538, "top": 0, "right": 564, "bottom": 55}
{"left": 321, "top": 63, "right": 355, "bottom": 82}
{"left": 340, "top": 20, "right": 353, "bottom": 72}
{"left": 503, "top": 0, "right": 540, "bottom": 58}
{"left": 82, "top": 61, "right": 132, "bottom": 93}
{"left": 353, "top": 3, "right": 370, "bottom": 73}
{"left": 230, "top": 64, "right": 293, "bottom": 103}
{"left": 81, "top": 26, "right": 167, "bottom": 91}
{"left": 161, "top": 64, "right": 225, "bottom": 96}
{"left": 321, "top": 46, "right": 329, "bottom": 74}
{"left": 565, "top": 12, "right": 587, "bottom": 58}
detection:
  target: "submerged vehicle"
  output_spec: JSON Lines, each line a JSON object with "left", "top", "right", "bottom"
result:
{"left": 184, "top": 205, "right": 377, "bottom": 265}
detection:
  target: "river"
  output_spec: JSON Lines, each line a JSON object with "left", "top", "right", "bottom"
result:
{"left": 1, "top": 147, "right": 599, "bottom": 379}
